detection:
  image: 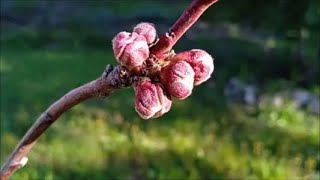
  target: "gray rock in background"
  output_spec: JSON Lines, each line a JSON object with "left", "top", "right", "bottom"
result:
{"left": 224, "top": 78, "right": 320, "bottom": 115}
{"left": 292, "top": 89, "right": 320, "bottom": 115}
{"left": 224, "top": 78, "right": 259, "bottom": 106}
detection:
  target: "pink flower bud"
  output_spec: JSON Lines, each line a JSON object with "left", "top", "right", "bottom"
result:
{"left": 112, "top": 31, "right": 132, "bottom": 60}
{"left": 153, "top": 92, "right": 172, "bottom": 118}
{"left": 160, "top": 61, "right": 195, "bottom": 100}
{"left": 133, "top": 22, "right": 157, "bottom": 44}
{"left": 112, "top": 31, "right": 149, "bottom": 68}
{"left": 134, "top": 78, "right": 172, "bottom": 119}
{"left": 172, "top": 49, "right": 214, "bottom": 86}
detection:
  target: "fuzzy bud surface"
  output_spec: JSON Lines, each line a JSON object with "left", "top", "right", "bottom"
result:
{"left": 112, "top": 32, "right": 149, "bottom": 68}
{"left": 172, "top": 49, "right": 214, "bottom": 85}
{"left": 134, "top": 78, "right": 172, "bottom": 119}
{"left": 133, "top": 22, "right": 157, "bottom": 44}
{"left": 160, "top": 61, "right": 195, "bottom": 100}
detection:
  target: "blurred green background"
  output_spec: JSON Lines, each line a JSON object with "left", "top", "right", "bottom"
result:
{"left": 1, "top": 0, "right": 319, "bottom": 179}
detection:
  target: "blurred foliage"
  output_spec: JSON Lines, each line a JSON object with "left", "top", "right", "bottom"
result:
{"left": 1, "top": 0, "right": 319, "bottom": 179}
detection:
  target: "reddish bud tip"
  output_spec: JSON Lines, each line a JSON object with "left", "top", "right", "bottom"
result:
{"left": 134, "top": 78, "right": 172, "bottom": 119}
{"left": 133, "top": 22, "right": 157, "bottom": 44}
{"left": 172, "top": 49, "right": 214, "bottom": 86}
{"left": 160, "top": 61, "right": 195, "bottom": 100}
{"left": 112, "top": 32, "right": 149, "bottom": 68}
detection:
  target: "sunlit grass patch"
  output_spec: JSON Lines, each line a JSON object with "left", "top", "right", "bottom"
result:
{"left": 7, "top": 108, "right": 317, "bottom": 180}
{"left": 1, "top": 41, "right": 319, "bottom": 179}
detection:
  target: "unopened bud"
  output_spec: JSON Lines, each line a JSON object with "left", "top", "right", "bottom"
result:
{"left": 153, "top": 91, "right": 172, "bottom": 118}
{"left": 160, "top": 61, "right": 195, "bottom": 100}
{"left": 133, "top": 22, "right": 157, "bottom": 44}
{"left": 172, "top": 49, "right": 214, "bottom": 86}
{"left": 134, "top": 78, "right": 172, "bottom": 119}
{"left": 112, "top": 31, "right": 149, "bottom": 68}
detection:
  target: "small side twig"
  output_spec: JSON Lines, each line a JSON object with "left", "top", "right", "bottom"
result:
{"left": 0, "top": 0, "right": 218, "bottom": 179}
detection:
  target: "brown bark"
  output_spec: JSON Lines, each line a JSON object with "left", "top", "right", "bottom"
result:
{"left": 150, "top": 0, "right": 218, "bottom": 59}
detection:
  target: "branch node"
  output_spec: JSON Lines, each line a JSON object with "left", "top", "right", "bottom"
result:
{"left": 42, "top": 112, "right": 54, "bottom": 124}
{"left": 168, "top": 29, "right": 175, "bottom": 38}
{"left": 11, "top": 157, "right": 28, "bottom": 169}
{"left": 118, "top": 67, "right": 133, "bottom": 88}
{"left": 104, "top": 65, "right": 114, "bottom": 77}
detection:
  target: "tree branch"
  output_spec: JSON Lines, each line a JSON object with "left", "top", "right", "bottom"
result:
{"left": 150, "top": 0, "right": 218, "bottom": 59}
{"left": 0, "top": 65, "right": 131, "bottom": 180}
{"left": 0, "top": 0, "right": 218, "bottom": 179}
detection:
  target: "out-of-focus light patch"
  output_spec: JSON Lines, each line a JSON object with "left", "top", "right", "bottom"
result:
{"left": 140, "top": 135, "right": 168, "bottom": 152}
{"left": 228, "top": 24, "right": 239, "bottom": 38}
{"left": 273, "top": 95, "right": 284, "bottom": 107}
{"left": 301, "top": 29, "right": 309, "bottom": 39}
{"left": 2, "top": 133, "right": 18, "bottom": 148}
{"left": 15, "top": 107, "right": 30, "bottom": 125}
{"left": 265, "top": 37, "right": 276, "bottom": 50}
{"left": 197, "top": 148, "right": 205, "bottom": 158}
{"left": 171, "top": 133, "right": 195, "bottom": 152}
{"left": 0, "top": 59, "right": 12, "bottom": 73}
{"left": 130, "top": 125, "right": 168, "bottom": 152}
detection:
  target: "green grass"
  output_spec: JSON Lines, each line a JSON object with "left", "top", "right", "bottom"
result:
{"left": 1, "top": 38, "right": 319, "bottom": 179}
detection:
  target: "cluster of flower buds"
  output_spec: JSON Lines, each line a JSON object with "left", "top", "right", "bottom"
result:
{"left": 112, "top": 22, "right": 156, "bottom": 68}
{"left": 112, "top": 22, "right": 214, "bottom": 119}
{"left": 160, "top": 49, "right": 214, "bottom": 100}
